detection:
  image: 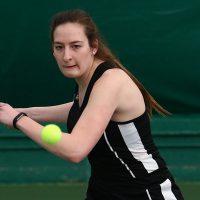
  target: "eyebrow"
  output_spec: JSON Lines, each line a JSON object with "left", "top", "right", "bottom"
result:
{"left": 53, "top": 41, "right": 83, "bottom": 45}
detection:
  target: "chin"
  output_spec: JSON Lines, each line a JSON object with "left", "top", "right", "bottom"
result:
{"left": 61, "top": 71, "right": 80, "bottom": 79}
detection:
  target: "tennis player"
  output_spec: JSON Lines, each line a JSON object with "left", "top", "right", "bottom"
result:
{"left": 0, "top": 9, "right": 184, "bottom": 199}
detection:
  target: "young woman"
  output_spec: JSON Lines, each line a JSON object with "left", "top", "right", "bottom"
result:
{"left": 0, "top": 9, "right": 184, "bottom": 199}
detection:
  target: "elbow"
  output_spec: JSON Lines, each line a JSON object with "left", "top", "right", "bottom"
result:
{"left": 68, "top": 156, "right": 84, "bottom": 163}
{"left": 55, "top": 134, "right": 90, "bottom": 163}
{"left": 61, "top": 150, "right": 87, "bottom": 163}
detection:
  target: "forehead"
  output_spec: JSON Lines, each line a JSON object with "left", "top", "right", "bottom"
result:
{"left": 53, "top": 23, "right": 87, "bottom": 43}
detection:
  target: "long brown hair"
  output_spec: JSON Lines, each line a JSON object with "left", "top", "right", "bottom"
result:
{"left": 50, "top": 9, "right": 170, "bottom": 116}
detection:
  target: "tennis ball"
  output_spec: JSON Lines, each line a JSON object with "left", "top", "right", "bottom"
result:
{"left": 41, "top": 124, "right": 62, "bottom": 145}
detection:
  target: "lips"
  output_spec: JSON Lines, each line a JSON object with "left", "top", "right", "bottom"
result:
{"left": 64, "top": 65, "right": 77, "bottom": 68}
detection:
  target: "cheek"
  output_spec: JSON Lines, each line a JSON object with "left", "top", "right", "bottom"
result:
{"left": 79, "top": 52, "right": 93, "bottom": 67}
{"left": 81, "top": 49, "right": 93, "bottom": 62}
{"left": 54, "top": 54, "right": 63, "bottom": 66}
{"left": 80, "top": 46, "right": 92, "bottom": 56}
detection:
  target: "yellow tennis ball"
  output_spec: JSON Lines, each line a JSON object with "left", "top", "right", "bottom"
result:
{"left": 41, "top": 124, "right": 62, "bottom": 145}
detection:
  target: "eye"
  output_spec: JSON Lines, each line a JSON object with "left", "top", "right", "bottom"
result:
{"left": 71, "top": 44, "right": 81, "bottom": 50}
{"left": 54, "top": 45, "right": 63, "bottom": 51}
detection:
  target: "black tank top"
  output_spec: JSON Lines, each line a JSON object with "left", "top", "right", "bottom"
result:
{"left": 67, "top": 61, "right": 169, "bottom": 185}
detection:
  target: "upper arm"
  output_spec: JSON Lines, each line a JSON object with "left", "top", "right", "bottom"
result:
{"left": 70, "top": 69, "right": 124, "bottom": 158}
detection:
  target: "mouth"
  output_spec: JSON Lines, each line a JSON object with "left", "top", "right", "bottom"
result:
{"left": 63, "top": 65, "right": 77, "bottom": 69}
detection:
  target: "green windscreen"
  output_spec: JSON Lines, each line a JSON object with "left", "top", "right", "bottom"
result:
{"left": 0, "top": 0, "right": 199, "bottom": 114}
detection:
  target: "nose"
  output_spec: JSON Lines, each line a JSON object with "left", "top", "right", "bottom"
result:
{"left": 63, "top": 48, "right": 72, "bottom": 61}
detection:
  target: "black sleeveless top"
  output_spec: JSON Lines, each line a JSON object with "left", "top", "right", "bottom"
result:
{"left": 67, "top": 61, "right": 171, "bottom": 197}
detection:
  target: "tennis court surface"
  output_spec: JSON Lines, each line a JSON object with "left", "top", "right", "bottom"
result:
{"left": 0, "top": 181, "right": 199, "bottom": 200}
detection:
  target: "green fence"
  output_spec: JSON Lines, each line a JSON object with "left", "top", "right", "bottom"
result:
{"left": 0, "top": 114, "right": 200, "bottom": 183}
{"left": 0, "top": 0, "right": 200, "bottom": 113}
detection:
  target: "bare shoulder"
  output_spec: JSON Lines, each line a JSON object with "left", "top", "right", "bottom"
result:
{"left": 89, "top": 67, "right": 141, "bottom": 101}
{"left": 86, "top": 68, "right": 129, "bottom": 111}
{"left": 102, "top": 67, "right": 129, "bottom": 80}
{"left": 95, "top": 67, "right": 130, "bottom": 88}
{"left": 96, "top": 67, "right": 140, "bottom": 94}
{"left": 88, "top": 67, "right": 142, "bottom": 109}
{"left": 95, "top": 67, "right": 145, "bottom": 121}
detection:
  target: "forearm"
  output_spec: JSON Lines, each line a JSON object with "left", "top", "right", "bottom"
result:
{"left": 16, "top": 107, "right": 44, "bottom": 122}
{"left": 16, "top": 103, "right": 72, "bottom": 123}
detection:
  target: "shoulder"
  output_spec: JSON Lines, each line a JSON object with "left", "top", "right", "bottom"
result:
{"left": 102, "top": 67, "right": 128, "bottom": 79}
{"left": 86, "top": 67, "right": 129, "bottom": 109}
{"left": 95, "top": 67, "right": 130, "bottom": 89}
{"left": 87, "top": 67, "right": 135, "bottom": 109}
{"left": 92, "top": 67, "right": 139, "bottom": 97}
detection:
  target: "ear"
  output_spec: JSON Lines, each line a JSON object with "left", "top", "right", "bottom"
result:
{"left": 91, "top": 39, "right": 98, "bottom": 55}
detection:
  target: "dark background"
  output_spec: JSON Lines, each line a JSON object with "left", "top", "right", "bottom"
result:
{"left": 1, "top": 0, "right": 199, "bottom": 114}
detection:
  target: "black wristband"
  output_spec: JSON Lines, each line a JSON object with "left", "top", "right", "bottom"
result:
{"left": 13, "top": 112, "right": 27, "bottom": 129}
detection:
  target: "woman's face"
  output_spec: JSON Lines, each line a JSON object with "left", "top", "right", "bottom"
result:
{"left": 53, "top": 22, "right": 96, "bottom": 79}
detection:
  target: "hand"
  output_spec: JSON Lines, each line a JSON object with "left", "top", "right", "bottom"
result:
{"left": 0, "top": 102, "right": 19, "bottom": 128}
